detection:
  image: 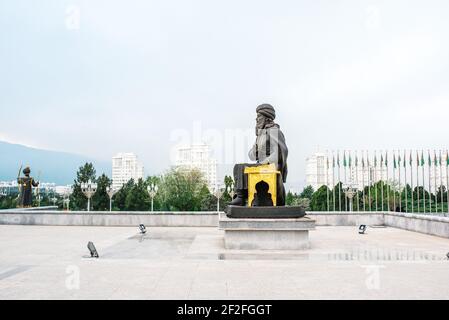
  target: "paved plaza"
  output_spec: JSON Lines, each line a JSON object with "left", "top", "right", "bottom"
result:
{"left": 0, "top": 225, "right": 448, "bottom": 299}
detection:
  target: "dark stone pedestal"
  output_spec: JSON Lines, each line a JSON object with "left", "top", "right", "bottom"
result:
{"left": 225, "top": 205, "right": 306, "bottom": 219}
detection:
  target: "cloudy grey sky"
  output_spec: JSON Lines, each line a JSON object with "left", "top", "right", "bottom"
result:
{"left": 1, "top": 0, "right": 448, "bottom": 190}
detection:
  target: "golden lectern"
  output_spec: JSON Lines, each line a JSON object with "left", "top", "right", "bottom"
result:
{"left": 244, "top": 164, "right": 281, "bottom": 207}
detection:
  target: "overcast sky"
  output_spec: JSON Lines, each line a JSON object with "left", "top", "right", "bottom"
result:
{"left": 1, "top": 0, "right": 448, "bottom": 190}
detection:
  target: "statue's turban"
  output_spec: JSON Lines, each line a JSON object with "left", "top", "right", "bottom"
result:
{"left": 256, "top": 104, "right": 276, "bottom": 120}
{"left": 23, "top": 167, "right": 30, "bottom": 175}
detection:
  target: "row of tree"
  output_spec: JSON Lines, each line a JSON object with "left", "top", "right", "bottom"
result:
{"left": 68, "top": 163, "right": 233, "bottom": 211}
{"left": 310, "top": 181, "right": 448, "bottom": 212}
{"left": 2, "top": 162, "right": 447, "bottom": 213}
{"left": 0, "top": 189, "right": 63, "bottom": 210}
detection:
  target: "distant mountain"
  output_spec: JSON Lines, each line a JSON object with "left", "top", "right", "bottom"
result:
{"left": 0, "top": 141, "right": 110, "bottom": 185}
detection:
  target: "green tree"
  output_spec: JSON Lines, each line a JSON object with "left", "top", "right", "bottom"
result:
{"left": 293, "top": 197, "right": 310, "bottom": 210}
{"left": 285, "top": 191, "right": 296, "bottom": 206}
{"left": 0, "top": 195, "right": 17, "bottom": 209}
{"left": 158, "top": 168, "right": 209, "bottom": 211}
{"left": 69, "top": 163, "right": 96, "bottom": 210}
{"left": 125, "top": 178, "right": 151, "bottom": 211}
{"left": 92, "top": 173, "right": 112, "bottom": 211}
{"left": 113, "top": 179, "right": 135, "bottom": 211}
{"left": 145, "top": 175, "right": 163, "bottom": 211}
{"left": 310, "top": 185, "right": 329, "bottom": 211}
{"left": 299, "top": 185, "right": 314, "bottom": 200}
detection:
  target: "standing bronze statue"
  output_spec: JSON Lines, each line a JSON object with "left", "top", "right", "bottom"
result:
{"left": 17, "top": 166, "right": 39, "bottom": 208}
{"left": 230, "top": 104, "right": 288, "bottom": 206}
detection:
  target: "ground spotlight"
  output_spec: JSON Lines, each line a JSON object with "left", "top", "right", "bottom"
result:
{"left": 87, "top": 241, "right": 99, "bottom": 258}
{"left": 139, "top": 224, "right": 147, "bottom": 234}
{"left": 358, "top": 225, "right": 367, "bottom": 234}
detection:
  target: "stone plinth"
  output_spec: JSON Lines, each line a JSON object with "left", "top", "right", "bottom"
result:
{"left": 219, "top": 213, "right": 315, "bottom": 250}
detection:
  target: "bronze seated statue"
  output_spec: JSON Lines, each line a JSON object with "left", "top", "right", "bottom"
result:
{"left": 226, "top": 104, "right": 305, "bottom": 219}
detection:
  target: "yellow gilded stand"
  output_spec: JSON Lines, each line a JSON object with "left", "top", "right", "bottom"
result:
{"left": 244, "top": 164, "right": 281, "bottom": 207}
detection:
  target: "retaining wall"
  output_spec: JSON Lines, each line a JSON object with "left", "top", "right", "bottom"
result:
{"left": 1, "top": 209, "right": 448, "bottom": 238}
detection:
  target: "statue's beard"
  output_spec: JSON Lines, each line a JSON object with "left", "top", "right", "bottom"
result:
{"left": 255, "top": 121, "right": 265, "bottom": 136}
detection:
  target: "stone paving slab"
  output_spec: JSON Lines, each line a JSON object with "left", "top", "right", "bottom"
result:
{"left": 0, "top": 225, "right": 448, "bottom": 299}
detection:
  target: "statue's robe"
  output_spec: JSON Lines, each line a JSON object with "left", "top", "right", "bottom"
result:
{"left": 17, "top": 176, "right": 38, "bottom": 207}
{"left": 233, "top": 123, "right": 288, "bottom": 206}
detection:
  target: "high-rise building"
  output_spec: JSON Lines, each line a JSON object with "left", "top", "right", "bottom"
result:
{"left": 429, "top": 163, "right": 448, "bottom": 193}
{"left": 112, "top": 153, "right": 144, "bottom": 190}
{"left": 306, "top": 151, "right": 388, "bottom": 191}
{"left": 175, "top": 144, "right": 217, "bottom": 189}
{"left": 305, "top": 152, "right": 332, "bottom": 191}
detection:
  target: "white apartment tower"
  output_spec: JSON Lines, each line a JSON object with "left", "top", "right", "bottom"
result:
{"left": 112, "top": 153, "right": 144, "bottom": 190}
{"left": 305, "top": 152, "right": 333, "bottom": 191}
{"left": 306, "top": 151, "right": 388, "bottom": 191}
{"left": 175, "top": 144, "right": 217, "bottom": 189}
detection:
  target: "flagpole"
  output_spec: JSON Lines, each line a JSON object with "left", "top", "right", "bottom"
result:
{"left": 362, "top": 151, "right": 366, "bottom": 211}
{"left": 398, "top": 150, "right": 402, "bottom": 212}
{"left": 374, "top": 151, "right": 379, "bottom": 211}
{"left": 326, "top": 151, "right": 330, "bottom": 212}
{"left": 333, "top": 151, "right": 336, "bottom": 212}
{"left": 356, "top": 151, "right": 360, "bottom": 212}
{"left": 393, "top": 151, "right": 396, "bottom": 211}
{"left": 439, "top": 150, "right": 443, "bottom": 214}
{"left": 446, "top": 150, "right": 449, "bottom": 215}
{"left": 385, "top": 151, "right": 389, "bottom": 211}
{"left": 428, "top": 150, "right": 432, "bottom": 213}
{"left": 421, "top": 151, "right": 425, "bottom": 213}
{"left": 349, "top": 150, "right": 353, "bottom": 212}
{"left": 410, "top": 150, "right": 414, "bottom": 213}
{"left": 381, "top": 151, "right": 384, "bottom": 211}
{"left": 344, "top": 150, "right": 347, "bottom": 211}
{"left": 338, "top": 151, "right": 341, "bottom": 212}
{"left": 404, "top": 150, "right": 408, "bottom": 213}
{"left": 434, "top": 150, "right": 438, "bottom": 213}
{"left": 368, "top": 152, "right": 372, "bottom": 212}
{"left": 416, "top": 151, "right": 420, "bottom": 213}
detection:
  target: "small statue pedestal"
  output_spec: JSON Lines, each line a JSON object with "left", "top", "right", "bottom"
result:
{"left": 219, "top": 212, "right": 315, "bottom": 250}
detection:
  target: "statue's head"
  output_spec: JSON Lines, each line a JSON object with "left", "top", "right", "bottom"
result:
{"left": 255, "top": 104, "right": 276, "bottom": 132}
{"left": 23, "top": 167, "right": 31, "bottom": 176}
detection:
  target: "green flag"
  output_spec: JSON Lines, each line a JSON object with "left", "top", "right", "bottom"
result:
{"left": 428, "top": 151, "right": 432, "bottom": 167}
{"left": 416, "top": 151, "right": 419, "bottom": 167}
{"left": 409, "top": 151, "right": 413, "bottom": 166}
{"left": 349, "top": 153, "right": 352, "bottom": 167}
{"left": 421, "top": 151, "right": 425, "bottom": 166}
{"left": 337, "top": 153, "right": 340, "bottom": 167}
{"left": 403, "top": 151, "right": 406, "bottom": 168}
{"left": 447, "top": 150, "right": 449, "bottom": 166}
{"left": 374, "top": 153, "right": 377, "bottom": 167}
{"left": 362, "top": 155, "right": 365, "bottom": 168}
{"left": 393, "top": 153, "right": 397, "bottom": 169}
{"left": 434, "top": 152, "right": 438, "bottom": 166}
{"left": 355, "top": 154, "right": 358, "bottom": 167}
{"left": 385, "top": 152, "right": 388, "bottom": 166}
{"left": 343, "top": 152, "right": 347, "bottom": 167}
{"left": 398, "top": 153, "right": 401, "bottom": 167}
